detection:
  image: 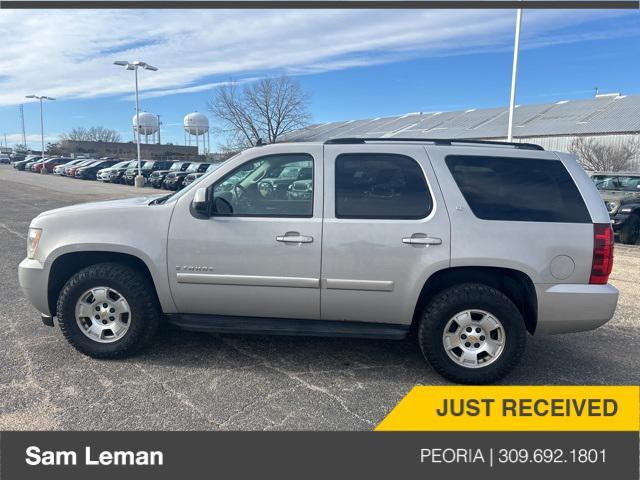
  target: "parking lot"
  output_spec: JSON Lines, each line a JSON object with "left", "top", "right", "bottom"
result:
{"left": 1, "top": 165, "right": 639, "bottom": 431}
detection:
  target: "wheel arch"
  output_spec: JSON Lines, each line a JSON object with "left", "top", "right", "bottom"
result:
{"left": 413, "top": 266, "right": 538, "bottom": 334}
{"left": 47, "top": 250, "right": 166, "bottom": 316}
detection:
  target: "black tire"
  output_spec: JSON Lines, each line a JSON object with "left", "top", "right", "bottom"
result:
{"left": 619, "top": 214, "right": 640, "bottom": 245}
{"left": 56, "top": 262, "right": 160, "bottom": 358}
{"left": 418, "top": 283, "right": 527, "bottom": 384}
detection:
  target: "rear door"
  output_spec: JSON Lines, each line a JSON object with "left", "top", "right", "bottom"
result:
{"left": 321, "top": 143, "right": 451, "bottom": 325}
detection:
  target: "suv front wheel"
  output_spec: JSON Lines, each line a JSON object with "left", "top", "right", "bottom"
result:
{"left": 57, "top": 262, "right": 160, "bottom": 358}
{"left": 418, "top": 283, "right": 526, "bottom": 384}
{"left": 619, "top": 214, "right": 640, "bottom": 245}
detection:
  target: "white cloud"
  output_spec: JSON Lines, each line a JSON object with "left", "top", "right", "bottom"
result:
{"left": 0, "top": 9, "right": 635, "bottom": 106}
{"left": 3, "top": 133, "right": 59, "bottom": 144}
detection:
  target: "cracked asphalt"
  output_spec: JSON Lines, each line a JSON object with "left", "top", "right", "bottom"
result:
{"left": 1, "top": 165, "right": 639, "bottom": 431}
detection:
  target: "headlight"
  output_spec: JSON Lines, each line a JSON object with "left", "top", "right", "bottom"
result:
{"left": 27, "top": 228, "right": 42, "bottom": 259}
{"left": 606, "top": 201, "right": 620, "bottom": 214}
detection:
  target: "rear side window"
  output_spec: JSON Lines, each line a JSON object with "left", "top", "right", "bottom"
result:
{"left": 445, "top": 155, "right": 590, "bottom": 223}
{"left": 335, "top": 153, "right": 432, "bottom": 219}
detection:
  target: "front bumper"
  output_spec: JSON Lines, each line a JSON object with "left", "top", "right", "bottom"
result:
{"left": 18, "top": 258, "right": 51, "bottom": 316}
{"left": 610, "top": 213, "right": 630, "bottom": 233}
{"left": 535, "top": 283, "right": 618, "bottom": 335}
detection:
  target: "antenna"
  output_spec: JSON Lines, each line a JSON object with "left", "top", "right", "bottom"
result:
{"left": 19, "top": 104, "right": 26, "bottom": 146}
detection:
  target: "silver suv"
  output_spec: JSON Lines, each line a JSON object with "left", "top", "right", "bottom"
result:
{"left": 19, "top": 138, "right": 618, "bottom": 384}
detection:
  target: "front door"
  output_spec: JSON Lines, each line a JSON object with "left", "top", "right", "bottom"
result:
{"left": 321, "top": 144, "right": 451, "bottom": 325}
{"left": 167, "top": 145, "right": 323, "bottom": 319}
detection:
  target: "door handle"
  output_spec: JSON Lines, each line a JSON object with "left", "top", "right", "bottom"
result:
{"left": 402, "top": 234, "right": 442, "bottom": 245}
{"left": 276, "top": 232, "right": 314, "bottom": 244}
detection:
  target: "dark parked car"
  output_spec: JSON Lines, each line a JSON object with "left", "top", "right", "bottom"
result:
{"left": 149, "top": 161, "right": 192, "bottom": 188}
{"left": 592, "top": 172, "right": 640, "bottom": 244}
{"left": 108, "top": 160, "right": 136, "bottom": 184}
{"left": 15, "top": 158, "right": 41, "bottom": 171}
{"left": 9, "top": 154, "right": 26, "bottom": 165}
{"left": 124, "top": 160, "right": 174, "bottom": 185}
{"left": 75, "top": 160, "right": 120, "bottom": 179}
{"left": 182, "top": 163, "right": 221, "bottom": 188}
{"left": 163, "top": 162, "right": 211, "bottom": 190}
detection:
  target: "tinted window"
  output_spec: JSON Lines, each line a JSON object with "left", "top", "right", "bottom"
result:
{"left": 212, "top": 154, "right": 313, "bottom": 217}
{"left": 445, "top": 155, "right": 590, "bottom": 223}
{"left": 335, "top": 154, "right": 432, "bottom": 219}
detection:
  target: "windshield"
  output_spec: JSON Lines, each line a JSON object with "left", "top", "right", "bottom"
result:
{"left": 111, "top": 161, "right": 129, "bottom": 169}
{"left": 186, "top": 163, "right": 203, "bottom": 173}
{"left": 169, "top": 162, "right": 185, "bottom": 171}
{"left": 142, "top": 161, "right": 156, "bottom": 169}
{"left": 592, "top": 175, "right": 640, "bottom": 192}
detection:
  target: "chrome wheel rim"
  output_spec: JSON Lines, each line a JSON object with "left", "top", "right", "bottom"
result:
{"left": 75, "top": 287, "right": 131, "bottom": 343}
{"left": 442, "top": 309, "right": 505, "bottom": 369}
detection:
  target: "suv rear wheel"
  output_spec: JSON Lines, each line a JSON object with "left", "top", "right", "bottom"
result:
{"left": 57, "top": 262, "right": 159, "bottom": 358}
{"left": 418, "top": 283, "right": 526, "bottom": 384}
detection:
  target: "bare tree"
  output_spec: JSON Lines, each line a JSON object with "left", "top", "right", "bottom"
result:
{"left": 60, "top": 126, "right": 121, "bottom": 143}
{"left": 570, "top": 137, "right": 639, "bottom": 172}
{"left": 208, "top": 76, "right": 310, "bottom": 148}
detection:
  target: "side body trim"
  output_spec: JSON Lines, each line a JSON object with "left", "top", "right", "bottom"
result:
{"left": 324, "top": 279, "right": 395, "bottom": 292}
{"left": 176, "top": 272, "right": 319, "bottom": 288}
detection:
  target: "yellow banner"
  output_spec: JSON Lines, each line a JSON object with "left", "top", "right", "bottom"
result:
{"left": 376, "top": 386, "right": 640, "bottom": 431}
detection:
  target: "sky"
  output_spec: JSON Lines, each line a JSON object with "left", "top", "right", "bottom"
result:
{"left": 0, "top": 8, "right": 638, "bottom": 150}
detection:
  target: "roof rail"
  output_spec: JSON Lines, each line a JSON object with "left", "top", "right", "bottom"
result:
{"left": 324, "top": 137, "right": 544, "bottom": 151}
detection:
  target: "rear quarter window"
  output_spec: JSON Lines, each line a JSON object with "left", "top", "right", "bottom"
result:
{"left": 445, "top": 155, "right": 591, "bottom": 223}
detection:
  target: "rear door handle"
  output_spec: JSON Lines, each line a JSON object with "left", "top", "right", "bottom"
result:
{"left": 276, "top": 232, "right": 314, "bottom": 244}
{"left": 402, "top": 234, "right": 442, "bottom": 245}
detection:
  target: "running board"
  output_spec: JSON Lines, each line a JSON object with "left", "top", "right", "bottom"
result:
{"left": 167, "top": 314, "right": 409, "bottom": 340}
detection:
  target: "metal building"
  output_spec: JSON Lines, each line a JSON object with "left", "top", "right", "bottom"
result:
{"left": 282, "top": 93, "right": 640, "bottom": 155}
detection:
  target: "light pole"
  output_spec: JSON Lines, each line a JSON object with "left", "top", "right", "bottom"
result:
{"left": 113, "top": 60, "right": 158, "bottom": 188}
{"left": 507, "top": 8, "right": 522, "bottom": 143}
{"left": 25, "top": 94, "right": 55, "bottom": 173}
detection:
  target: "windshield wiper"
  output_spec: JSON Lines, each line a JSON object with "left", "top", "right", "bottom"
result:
{"left": 149, "top": 195, "right": 171, "bottom": 205}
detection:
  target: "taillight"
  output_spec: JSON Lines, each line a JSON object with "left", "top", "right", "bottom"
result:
{"left": 590, "top": 223, "right": 614, "bottom": 284}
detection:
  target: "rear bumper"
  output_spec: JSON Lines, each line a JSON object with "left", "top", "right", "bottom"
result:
{"left": 535, "top": 283, "right": 618, "bottom": 335}
{"left": 18, "top": 258, "right": 51, "bottom": 316}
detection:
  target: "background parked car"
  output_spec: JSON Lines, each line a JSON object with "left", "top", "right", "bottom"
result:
{"left": 182, "top": 163, "right": 221, "bottom": 188}
{"left": 26, "top": 158, "right": 48, "bottom": 172}
{"left": 75, "top": 160, "right": 120, "bottom": 180}
{"left": 15, "top": 157, "right": 41, "bottom": 171}
{"left": 149, "top": 161, "right": 192, "bottom": 188}
{"left": 164, "top": 162, "right": 211, "bottom": 190}
{"left": 9, "top": 153, "right": 26, "bottom": 165}
{"left": 53, "top": 159, "right": 84, "bottom": 175}
{"left": 96, "top": 160, "right": 130, "bottom": 182}
{"left": 14, "top": 154, "right": 39, "bottom": 168}
{"left": 0, "top": 154, "right": 10, "bottom": 164}
{"left": 33, "top": 157, "right": 73, "bottom": 173}
{"left": 108, "top": 160, "right": 137, "bottom": 184}
{"left": 124, "top": 160, "right": 174, "bottom": 185}
{"left": 65, "top": 159, "right": 96, "bottom": 177}
{"left": 591, "top": 172, "right": 640, "bottom": 244}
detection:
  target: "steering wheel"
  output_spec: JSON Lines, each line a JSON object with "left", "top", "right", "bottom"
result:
{"left": 258, "top": 181, "right": 274, "bottom": 198}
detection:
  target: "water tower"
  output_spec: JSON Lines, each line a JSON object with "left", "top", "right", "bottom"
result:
{"left": 184, "top": 112, "right": 210, "bottom": 154}
{"left": 132, "top": 112, "right": 160, "bottom": 144}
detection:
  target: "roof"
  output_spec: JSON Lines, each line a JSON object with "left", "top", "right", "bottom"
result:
{"left": 282, "top": 94, "right": 640, "bottom": 143}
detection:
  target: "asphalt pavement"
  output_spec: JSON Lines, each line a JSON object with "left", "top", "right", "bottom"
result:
{"left": 1, "top": 166, "right": 638, "bottom": 431}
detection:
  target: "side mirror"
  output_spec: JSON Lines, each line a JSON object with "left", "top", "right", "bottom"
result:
{"left": 192, "top": 187, "right": 210, "bottom": 217}
{"left": 212, "top": 196, "right": 233, "bottom": 215}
